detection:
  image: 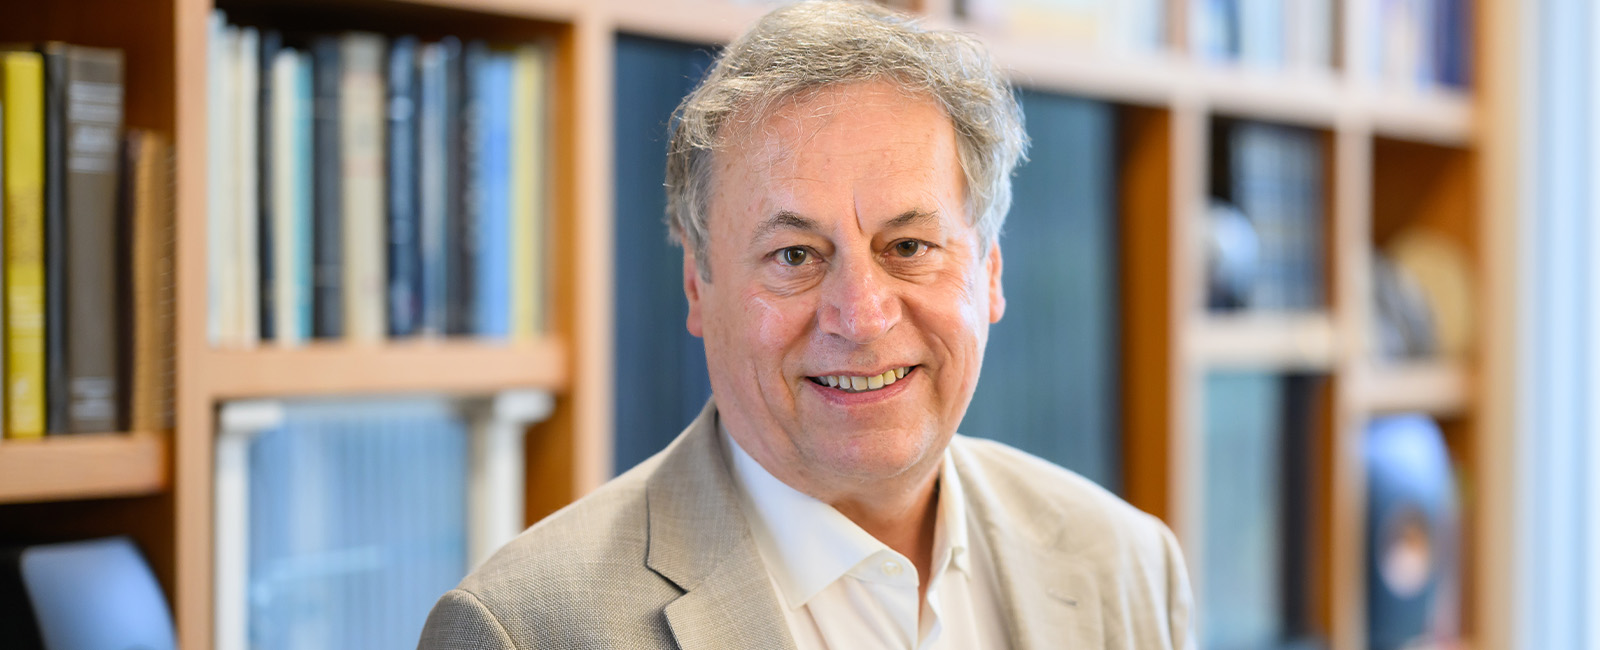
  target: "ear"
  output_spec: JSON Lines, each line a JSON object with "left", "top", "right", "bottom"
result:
{"left": 986, "top": 239, "right": 1005, "bottom": 324}
{"left": 684, "top": 254, "right": 706, "bottom": 337}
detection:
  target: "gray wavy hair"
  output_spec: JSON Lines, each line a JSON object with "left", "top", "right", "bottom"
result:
{"left": 665, "top": 0, "right": 1028, "bottom": 279}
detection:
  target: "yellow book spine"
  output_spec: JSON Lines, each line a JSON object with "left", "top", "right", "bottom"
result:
{"left": 2, "top": 52, "right": 47, "bottom": 439}
{"left": 510, "top": 45, "right": 546, "bottom": 338}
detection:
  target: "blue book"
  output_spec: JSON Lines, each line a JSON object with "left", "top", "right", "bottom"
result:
{"left": 418, "top": 40, "right": 458, "bottom": 336}
{"left": 1201, "top": 371, "right": 1285, "bottom": 649}
{"left": 611, "top": 36, "right": 716, "bottom": 473}
{"left": 960, "top": 90, "right": 1121, "bottom": 490}
{"left": 387, "top": 36, "right": 423, "bottom": 337}
{"left": 291, "top": 55, "right": 314, "bottom": 339}
{"left": 474, "top": 53, "right": 513, "bottom": 339}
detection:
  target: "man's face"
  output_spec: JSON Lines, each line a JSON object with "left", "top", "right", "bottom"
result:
{"left": 684, "top": 81, "right": 1005, "bottom": 491}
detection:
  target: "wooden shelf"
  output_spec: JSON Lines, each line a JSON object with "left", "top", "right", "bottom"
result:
{"left": 200, "top": 337, "right": 569, "bottom": 399}
{"left": 1190, "top": 312, "right": 1339, "bottom": 370}
{"left": 0, "top": 433, "right": 170, "bottom": 504}
{"left": 1360, "top": 359, "right": 1471, "bottom": 416}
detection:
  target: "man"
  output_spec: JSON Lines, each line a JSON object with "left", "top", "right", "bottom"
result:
{"left": 419, "top": 1, "right": 1194, "bottom": 648}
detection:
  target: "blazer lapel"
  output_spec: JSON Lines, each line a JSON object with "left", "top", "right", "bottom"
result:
{"left": 954, "top": 438, "right": 1104, "bottom": 649}
{"left": 645, "top": 401, "right": 798, "bottom": 650}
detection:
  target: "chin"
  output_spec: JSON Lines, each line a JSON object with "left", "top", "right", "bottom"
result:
{"left": 799, "top": 422, "right": 943, "bottom": 481}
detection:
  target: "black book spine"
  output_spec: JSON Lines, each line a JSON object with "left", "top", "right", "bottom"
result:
{"left": 387, "top": 36, "right": 421, "bottom": 337}
{"left": 311, "top": 36, "right": 344, "bottom": 338}
{"left": 447, "top": 40, "right": 484, "bottom": 336}
{"left": 258, "top": 30, "right": 280, "bottom": 341}
{"left": 39, "top": 43, "right": 67, "bottom": 434}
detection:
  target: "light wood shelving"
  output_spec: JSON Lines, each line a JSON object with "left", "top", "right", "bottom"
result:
{"left": 1360, "top": 360, "right": 1472, "bottom": 416}
{"left": 0, "top": 433, "right": 170, "bottom": 505}
{"left": 1190, "top": 312, "right": 1340, "bottom": 370}
{"left": 0, "top": 0, "right": 1515, "bottom": 649}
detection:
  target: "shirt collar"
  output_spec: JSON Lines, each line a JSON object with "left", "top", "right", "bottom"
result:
{"left": 721, "top": 420, "right": 971, "bottom": 608}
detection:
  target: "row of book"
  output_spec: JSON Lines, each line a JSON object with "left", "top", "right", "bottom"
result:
{"left": 1193, "top": 0, "right": 1471, "bottom": 90}
{"left": 957, "top": 0, "right": 1167, "bottom": 55}
{"left": 0, "top": 45, "right": 175, "bottom": 439}
{"left": 1363, "top": 0, "right": 1471, "bottom": 90}
{"left": 1206, "top": 120, "right": 1327, "bottom": 312}
{"left": 1192, "top": 0, "right": 1335, "bottom": 72}
{"left": 208, "top": 13, "right": 553, "bottom": 348}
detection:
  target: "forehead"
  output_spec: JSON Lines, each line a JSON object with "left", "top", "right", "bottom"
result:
{"left": 708, "top": 81, "right": 966, "bottom": 232}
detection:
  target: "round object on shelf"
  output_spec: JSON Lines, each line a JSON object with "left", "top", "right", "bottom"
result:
{"left": 1204, "top": 199, "right": 1260, "bottom": 311}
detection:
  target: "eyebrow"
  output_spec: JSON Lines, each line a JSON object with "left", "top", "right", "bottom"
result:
{"left": 884, "top": 208, "right": 940, "bottom": 229}
{"left": 748, "top": 208, "right": 942, "bottom": 245}
{"left": 751, "top": 210, "right": 822, "bottom": 244}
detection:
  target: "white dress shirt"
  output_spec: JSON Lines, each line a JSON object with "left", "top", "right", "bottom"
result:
{"left": 723, "top": 428, "right": 1011, "bottom": 650}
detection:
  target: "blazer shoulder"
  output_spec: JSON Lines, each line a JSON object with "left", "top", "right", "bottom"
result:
{"left": 952, "top": 435, "right": 1182, "bottom": 569}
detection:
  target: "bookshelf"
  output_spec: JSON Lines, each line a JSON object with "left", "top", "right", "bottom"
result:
{"left": 0, "top": 1, "right": 1517, "bottom": 650}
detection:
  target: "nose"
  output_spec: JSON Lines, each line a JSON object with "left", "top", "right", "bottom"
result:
{"left": 817, "top": 257, "right": 901, "bottom": 344}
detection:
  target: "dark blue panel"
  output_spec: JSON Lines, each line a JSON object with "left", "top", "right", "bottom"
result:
{"left": 612, "top": 36, "right": 717, "bottom": 474}
{"left": 959, "top": 90, "right": 1121, "bottom": 492}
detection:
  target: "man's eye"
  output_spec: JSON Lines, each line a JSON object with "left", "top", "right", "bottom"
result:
{"left": 891, "top": 240, "right": 927, "bottom": 258}
{"left": 778, "top": 247, "right": 810, "bottom": 266}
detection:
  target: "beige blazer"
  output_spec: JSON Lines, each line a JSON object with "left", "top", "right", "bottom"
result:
{"left": 418, "top": 401, "right": 1196, "bottom": 649}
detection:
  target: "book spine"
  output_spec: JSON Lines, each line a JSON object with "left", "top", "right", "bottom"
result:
{"left": 418, "top": 40, "right": 454, "bottom": 337}
{"left": 341, "top": 32, "right": 387, "bottom": 343}
{"left": 292, "top": 54, "right": 314, "bottom": 341}
{"left": 509, "top": 45, "right": 546, "bottom": 339}
{"left": 271, "top": 48, "right": 302, "bottom": 345}
{"left": 448, "top": 41, "right": 482, "bottom": 336}
{"left": 39, "top": 44, "right": 67, "bottom": 434}
{"left": 475, "top": 53, "right": 512, "bottom": 339}
{"left": 2, "top": 52, "right": 48, "bottom": 439}
{"left": 387, "top": 36, "right": 421, "bottom": 337}
{"left": 61, "top": 46, "right": 124, "bottom": 433}
{"left": 207, "top": 11, "right": 233, "bottom": 346}
{"left": 124, "top": 131, "right": 175, "bottom": 432}
{"left": 258, "top": 30, "right": 280, "bottom": 342}
{"left": 311, "top": 36, "right": 344, "bottom": 339}
{"left": 235, "top": 28, "right": 260, "bottom": 346}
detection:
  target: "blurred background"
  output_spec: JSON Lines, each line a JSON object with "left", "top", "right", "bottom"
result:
{"left": 0, "top": 0, "right": 1587, "bottom": 648}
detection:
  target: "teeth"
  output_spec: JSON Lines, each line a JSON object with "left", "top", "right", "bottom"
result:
{"left": 817, "top": 367, "right": 913, "bottom": 393}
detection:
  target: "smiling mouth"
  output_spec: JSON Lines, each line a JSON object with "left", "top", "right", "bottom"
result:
{"left": 807, "top": 366, "right": 917, "bottom": 393}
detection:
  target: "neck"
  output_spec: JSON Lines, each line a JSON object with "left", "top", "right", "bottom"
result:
{"left": 830, "top": 467, "right": 942, "bottom": 601}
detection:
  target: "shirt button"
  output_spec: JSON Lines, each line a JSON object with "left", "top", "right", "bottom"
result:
{"left": 882, "top": 560, "right": 903, "bottom": 577}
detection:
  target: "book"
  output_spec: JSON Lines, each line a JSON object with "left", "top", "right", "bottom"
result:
{"left": 509, "top": 44, "right": 547, "bottom": 338}
{"left": 387, "top": 36, "right": 422, "bottom": 337}
{"left": 448, "top": 41, "right": 484, "bottom": 336}
{"left": 234, "top": 27, "right": 260, "bottom": 347}
{"left": 61, "top": 45, "right": 125, "bottom": 433}
{"left": 340, "top": 32, "right": 387, "bottom": 343}
{"left": 36, "top": 44, "right": 67, "bottom": 434}
{"left": 611, "top": 35, "right": 716, "bottom": 472}
{"left": 310, "top": 35, "right": 343, "bottom": 339}
{"left": 122, "top": 131, "right": 175, "bottom": 432}
{"left": 258, "top": 31, "right": 280, "bottom": 342}
{"left": 473, "top": 51, "right": 512, "bottom": 339}
{"left": 418, "top": 39, "right": 459, "bottom": 337}
{"left": 960, "top": 88, "right": 1121, "bottom": 489}
{"left": 207, "top": 12, "right": 234, "bottom": 346}
{"left": 1219, "top": 120, "right": 1326, "bottom": 312}
{"left": 1201, "top": 371, "right": 1286, "bottom": 648}
{"left": 271, "top": 48, "right": 311, "bottom": 346}
{"left": 1, "top": 51, "right": 48, "bottom": 439}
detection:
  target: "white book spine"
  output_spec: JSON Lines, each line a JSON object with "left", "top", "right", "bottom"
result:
{"left": 208, "top": 15, "right": 235, "bottom": 347}
{"left": 341, "top": 33, "right": 387, "bottom": 343}
{"left": 272, "top": 50, "right": 302, "bottom": 346}
{"left": 235, "top": 28, "right": 260, "bottom": 347}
